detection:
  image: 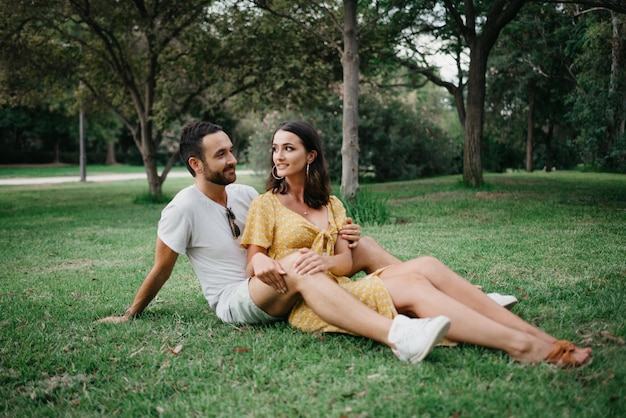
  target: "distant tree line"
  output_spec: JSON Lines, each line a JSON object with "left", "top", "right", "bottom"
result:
{"left": 1, "top": 1, "right": 624, "bottom": 198}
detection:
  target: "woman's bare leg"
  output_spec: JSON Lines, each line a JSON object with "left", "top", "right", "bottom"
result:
{"left": 379, "top": 266, "right": 592, "bottom": 364}
{"left": 248, "top": 266, "right": 394, "bottom": 346}
{"left": 386, "top": 256, "right": 559, "bottom": 342}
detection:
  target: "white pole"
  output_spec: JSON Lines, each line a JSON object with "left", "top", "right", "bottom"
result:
{"left": 79, "top": 108, "right": 86, "bottom": 182}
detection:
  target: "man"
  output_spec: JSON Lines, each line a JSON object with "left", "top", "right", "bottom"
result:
{"left": 99, "top": 121, "right": 514, "bottom": 363}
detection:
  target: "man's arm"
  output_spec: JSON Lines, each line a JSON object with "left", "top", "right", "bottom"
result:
{"left": 246, "top": 245, "right": 287, "bottom": 294}
{"left": 96, "top": 237, "right": 179, "bottom": 323}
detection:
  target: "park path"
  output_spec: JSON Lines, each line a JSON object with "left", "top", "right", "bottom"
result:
{"left": 0, "top": 170, "right": 255, "bottom": 186}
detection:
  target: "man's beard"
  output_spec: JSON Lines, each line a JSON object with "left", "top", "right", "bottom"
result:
{"left": 203, "top": 163, "right": 236, "bottom": 186}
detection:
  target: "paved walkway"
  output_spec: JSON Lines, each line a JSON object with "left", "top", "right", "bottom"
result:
{"left": 0, "top": 170, "right": 256, "bottom": 186}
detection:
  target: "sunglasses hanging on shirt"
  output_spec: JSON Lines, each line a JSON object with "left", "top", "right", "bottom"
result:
{"left": 226, "top": 207, "right": 241, "bottom": 239}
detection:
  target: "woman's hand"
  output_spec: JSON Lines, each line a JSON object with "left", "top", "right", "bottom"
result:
{"left": 339, "top": 218, "right": 361, "bottom": 248}
{"left": 293, "top": 248, "right": 331, "bottom": 276}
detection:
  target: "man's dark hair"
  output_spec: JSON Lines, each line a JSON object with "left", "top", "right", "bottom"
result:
{"left": 179, "top": 121, "right": 223, "bottom": 176}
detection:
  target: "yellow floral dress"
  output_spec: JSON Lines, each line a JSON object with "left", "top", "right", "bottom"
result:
{"left": 241, "top": 191, "right": 397, "bottom": 334}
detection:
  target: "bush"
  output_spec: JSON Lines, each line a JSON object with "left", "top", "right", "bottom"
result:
{"left": 242, "top": 90, "right": 461, "bottom": 184}
{"left": 340, "top": 189, "right": 390, "bottom": 226}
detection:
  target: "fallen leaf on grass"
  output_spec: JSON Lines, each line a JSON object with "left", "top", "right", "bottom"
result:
{"left": 232, "top": 325, "right": 252, "bottom": 332}
{"left": 168, "top": 344, "right": 183, "bottom": 355}
{"left": 341, "top": 390, "right": 367, "bottom": 399}
{"left": 346, "top": 363, "right": 355, "bottom": 374}
{"left": 600, "top": 331, "right": 625, "bottom": 345}
{"left": 233, "top": 347, "right": 251, "bottom": 353}
{"left": 577, "top": 329, "right": 625, "bottom": 346}
{"left": 130, "top": 347, "right": 145, "bottom": 357}
{"left": 602, "top": 373, "right": 615, "bottom": 386}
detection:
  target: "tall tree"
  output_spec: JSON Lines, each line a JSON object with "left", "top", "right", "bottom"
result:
{"left": 1, "top": 0, "right": 220, "bottom": 197}
{"left": 487, "top": 4, "right": 578, "bottom": 172}
{"left": 394, "top": 0, "right": 527, "bottom": 186}
{"left": 566, "top": 5, "right": 626, "bottom": 170}
{"left": 2, "top": 1, "right": 287, "bottom": 198}
{"left": 254, "top": 0, "right": 409, "bottom": 200}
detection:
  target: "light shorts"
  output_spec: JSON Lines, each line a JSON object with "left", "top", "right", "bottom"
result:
{"left": 227, "top": 278, "right": 283, "bottom": 325}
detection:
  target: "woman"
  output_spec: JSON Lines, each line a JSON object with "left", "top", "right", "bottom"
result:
{"left": 241, "top": 120, "right": 591, "bottom": 367}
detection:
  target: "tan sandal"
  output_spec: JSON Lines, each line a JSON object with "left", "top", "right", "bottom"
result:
{"left": 544, "top": 340, "right": 591, "bottom": 368}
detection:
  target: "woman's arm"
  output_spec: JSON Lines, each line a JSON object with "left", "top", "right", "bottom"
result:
{"left": 293, "top": 235, "right": 353, "bottom": 277}
{"left": 328, "top": 234, "right": 353, "bottom": 276}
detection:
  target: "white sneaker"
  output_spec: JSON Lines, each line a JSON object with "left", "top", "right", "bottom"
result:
{"left": 388, "top": 315, "right": 451, "bottom": 363}
{"left": 487, "top": 293, "right": 518, "bottom": 309}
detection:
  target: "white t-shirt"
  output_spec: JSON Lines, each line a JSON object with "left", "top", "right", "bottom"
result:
{"left": 157, "top": 183, "right": 259, "bottom": 321}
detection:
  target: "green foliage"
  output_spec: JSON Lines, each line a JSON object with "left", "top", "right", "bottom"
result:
{"left": 238, "top": 110, "right": 300, "bottom": 177}
{"left": 132, "top": 191, "right": 174, "bottom": 205}
{"left": 0, "top": 106, "right": 128, "bottom": 165}
{"left": 359, "top": 90, "right": 462, "bottom": 181}
{"left": 340, "top": 188, "right": 390, "bottom": 226}
{"left": 486, "top": 4, "right": 579, "bottom": 172}
{"left": 242, "top": 86, "right": 461, "bottom": 184}
{"left": 564, "top": 10, "right": 626, "bottom": 172}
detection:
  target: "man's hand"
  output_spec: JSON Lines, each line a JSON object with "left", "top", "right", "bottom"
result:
{"left": 94, "top": 315, "right": 130, "bottom": 324}
{"left": 339, "top": 217, "right": 361, "bottom": 248}
{"left": 250, "top": 252, "right": 288, "bottom": 293}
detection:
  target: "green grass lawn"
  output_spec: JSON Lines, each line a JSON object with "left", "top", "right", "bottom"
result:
{"left": 0, "top": 170, "right": 624, "bottom": 417}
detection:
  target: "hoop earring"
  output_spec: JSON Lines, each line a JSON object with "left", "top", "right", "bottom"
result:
{"left": 306, "top": 163, "right": 310, "bottom": 178}
{"left": 272, "top": 165, "right": 284, "bottom": 180}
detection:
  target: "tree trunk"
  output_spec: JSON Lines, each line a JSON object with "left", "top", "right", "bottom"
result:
{"left": 138, "top": 117, "right": 163, "bottom": 200}
{"left": 610, "top": 12, "right": 626, "bottom": 167}
{"left": 463, "top": 45, "right": 488, "bottom": 187}
{"left": 52, "top": 140, "right": 60, "bottom": 164}
{"left": 545, "top": 122, "right": 553, "bottom": 172}
{"left": 445, "top": 0, "right": 526, "bottom": 187}
{"left": 340, "top": 0, "right": 360, "bottom": 201}
{"left": 105, "top": 141, "right": 117, "bottom": 165}
{"left": 526, "top": 82, "right": 535, "bottom": 172}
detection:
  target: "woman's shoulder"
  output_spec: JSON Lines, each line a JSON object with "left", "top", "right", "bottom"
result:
{"left": 254, "top": 190, "right": 278, "bottom": 202}
{"left": 327, "top": 195, "right": 347, "bottom": 220}
{"left": 250, "top": 190, "right": 279, "bottom": 209}
{"left": 328, "top": 195, "right": 344, "bottom": 208}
